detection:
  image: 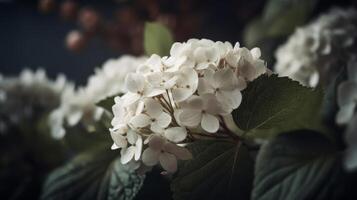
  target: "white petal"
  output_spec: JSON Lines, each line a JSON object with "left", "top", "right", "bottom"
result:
{"left": 172, "top": 88, "right": 193, "bottom": 102}
{"left": 148, "top": 135, "right": 165, "bottom": 151}
{"left": 146, "top": 72, "right": 162, "bottom": 86}
{"left": 120, "top": 146, "right": 136, "bottom": 164}
{"left": 201, "top": 113, "right": 219, "bottom": 133}
{"left": 337, "top": 81, "right": 357, "bottom": 107}
{"left": 217, "top": 89, "right": 242, "bottom": 109}
{"left": 142, "top": 148, "right": 159, "bottom": 166}
{"left": 213, "top": 68, "right": 234, "bottom": 89}
{"left": 143, "top": 87, "right": 165, "bottom": 97}
{"left": 121, "top": 93, "right": 141, "bottom": 106}
{"left": 150, "top": 122, "right": 165, "bottom": 133}
{"left": 125, "top": 73, "right": 145, "bottom": 93}
{"left": 110, "top": 131, "right": 127, "bottom": 148}
{"left": 164, "top": 143, "right": 193, "bottom": 160}
{"left": 336, "top": 103, "right": 356, "bottom": 125}
{"left": 127, "top": 129, "right": 138, "bottom": 144}
{"left": 67, "top": 110, "right": 83, "bottom": 126}
{"left": 134, "top": 135, "right": 143, "bottom": 160}
{"left": 157, "top": 112, "right": 172, "bottom": 128}
{"left": 159, "top": 152, "right": 177, "bottom": 173}
{"left": 145, "top": 99, "right": 163, "bottom": 118}
{"left": 130, "top": 114, "right": 151, "bottom": 128}
{"left": 178, "top": 109, "right": 202, "bottom": 127}
{"left": 202, "top": 94, "right": 225, "bottom": 115}
{"left": 164, "top": 127, "right": 187, "bottom": 143}
{"left": 51, "top": 125, "right": 66, "bottom": 139}
{"left": 250, "top": 47, "right": 261, "bottom": 59}
{"left": 111, "top": 143, "right": 119, "bottom": 150}
{"left": 197, "top": 78, "right": 214, "bottom": 95}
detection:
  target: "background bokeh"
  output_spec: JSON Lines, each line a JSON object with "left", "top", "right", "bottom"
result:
{"left": 0, "top": 0, "right": 356, "bottom": 83}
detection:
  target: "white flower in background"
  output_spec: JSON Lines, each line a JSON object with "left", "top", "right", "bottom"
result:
{"left": 336, "top": 58, "right": 357, "bottom": 172}
{"left": 49, "top": 55, "right": 146, "bottom": 139}
{"left": 275, "top": 8, "right": 357, "bottom": 87}
{"left": 344, "top": 114, "right": 357, "bottom": 171}
{"left": 336, "top": 58, "right": 357, "bottom": 125}
{"left": 0, "top": 69, "right": 72, "bottom": 136}
{"left": 109, "top": 39, "right": 268, "bottom": 172}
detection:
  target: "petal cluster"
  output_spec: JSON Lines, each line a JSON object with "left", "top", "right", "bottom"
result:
{"left": 49, "top": 55, "right": 146, "bottom": 139}
{"left": 275, "top": 8, "right": 357, "bottom": 87}
{"left": 110, "top": 39, "right": 267, "bottom": 172}
{"left": 0, "top": 69, "right": 71, "bottom": 135}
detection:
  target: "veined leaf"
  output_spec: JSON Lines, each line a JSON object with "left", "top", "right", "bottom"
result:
{"left": 232, "top": 74, "right": 324, "bottom": 139}
{"left": 41, "top": 147, "right": 145, "bottom": 200}
{"left": 252, "top": 130, "right": 346, "bottom": 200}
{"left": 171, "top": 140, "right": 254, "bottom": 200}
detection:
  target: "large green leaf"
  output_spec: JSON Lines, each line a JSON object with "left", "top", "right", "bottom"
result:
{"left": 232, "top": 74, "right": 323, "bottom": 138}
{"left": 252, "top": 130, "right": 346, "bottom": 200}
{"left": 171, "top": 140, "right": 254, "bottom": 200}
{"left": 41, "top": 147, "right": 145, "bottom": 200}
{"left": 144, "top": 22, "right": 174, "bottom": 56}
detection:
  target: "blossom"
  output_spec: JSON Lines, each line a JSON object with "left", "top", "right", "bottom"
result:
{"left": 275, "top": 8, "right": 357, "bottom": 87}
{"left": 0, "top": 69, "right": 72, "bottom": 137}
{"left": 49, "top": 55, "right": 146, "bottom": 139}
{"left": 336, "top": 58, "right": 357, "bottom": 125}
{"left": 108, "top": 39, "right": 268, "bottom": 172}
{"left": 198, "top": 68, "right": 246, "bottom": 112}
{"left": 142, "top": 135, "right": 192, "bottom": 173}
{"left": 176, "top": 94, "right": 226, "bottom": 133}
{"left": 130, "top": 98, "right": 171, "bottom": 132}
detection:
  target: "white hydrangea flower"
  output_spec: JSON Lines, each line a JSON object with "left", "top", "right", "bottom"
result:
{"left": 275, "top": 8, "right": 357, "bottom": 87}
{"left": 142, "top": 135, "right": 192, "bottom": 173}
{"left": 109, "top": 39, "right": 268, "bottom": 172}
{"left": 49, "top": 55, "right": 146, "bottom": 139}
{"left": 336, "top": 58, "right": 357, "bottom": 125}
{"left": 0, "top": 69, "right": 72, "bottom": 136}
{"left": 344, "top": 113, "right": 357, "bottom": 171}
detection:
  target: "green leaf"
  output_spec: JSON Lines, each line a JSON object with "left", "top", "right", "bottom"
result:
{"left": 96, "top": 95, "right": 117, "bottom": 113}
{"left": 262, "top": 0, "right": 317, "bottom": 22}
{"left": 232, "top": 74, "right": 324, "bottom": 139}
{"left": 171, "top": 140, "right": 254, "bottom": 200}
{"left": 144, "top": 22, "right": 174, "bottom": 56}
{"left": 252, "top": 130, "right": 345, "bottom": 200}
{"left": 41, "top": 147, "right": 145, "bottom": 200}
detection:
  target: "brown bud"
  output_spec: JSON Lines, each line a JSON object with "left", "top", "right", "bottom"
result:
{"left": 60, "top": 1, "right": 78, "bottom": 20}
{"left": 78, "top": 8, "right": 101, "bottom": 32}
{"left": 38, "top": 0, "right": 55, "bottom": 14}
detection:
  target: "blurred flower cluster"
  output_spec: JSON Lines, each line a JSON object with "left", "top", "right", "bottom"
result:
{"left": 49, "top": 55, "right": 146, "bottom": 138}
{"left": 0, "top": 69, "right": 71, "bottom": 135}
{"left": 38, "top": 0, "right": 203, "bottom": 54}
{"left": 275, "top": 8, "right": 357, "bottom": 87}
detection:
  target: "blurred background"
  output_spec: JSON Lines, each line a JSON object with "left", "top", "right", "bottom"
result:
{"left": 1, "top": 0, "right": 355, "bottom": 84}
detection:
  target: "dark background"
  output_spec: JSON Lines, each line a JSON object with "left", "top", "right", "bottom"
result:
{"left": 0, "top": 0, "right": 355, "bottom": 84}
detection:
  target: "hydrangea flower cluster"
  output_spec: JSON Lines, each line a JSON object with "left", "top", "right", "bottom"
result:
{"left": 336, "top": 58, "right": 357, "bottom": 125}
{"left": 275, "top": 8, "right": 357, "bottom": 87}
{"left": 0, "top": 69, "right": 70, "bottom": 134}
{"left": 110, "top": 39, "right": 267, "bottom": 172}
{"left": 49, "top": 55, "right": 146, "bottom": 139}
{"left": 335, "top": 58, "right": 357, "bottom": 171}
